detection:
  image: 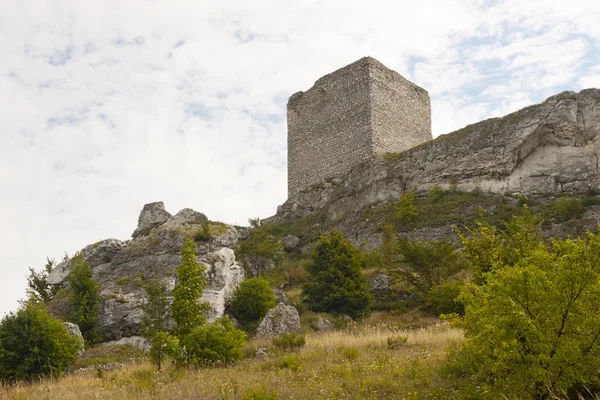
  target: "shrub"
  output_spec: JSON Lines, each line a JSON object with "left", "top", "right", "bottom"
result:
{"left": 302, "top": 230, "right": 371, "bottom": 318}
{"left": 25, "top": 258, "right": 59, "bottom": 304}
{"left": 396, "top": 238, "right": 464, "bottom": 297}
{"left": 148, "top": 332, "right": 180, "bottom": 371}
{"left": 237, "top": 231, "right": 284, "bottom": 277}
{"left": 426, "top": 282, "right": 465, "bottom": 316}
{"left": 395, "top": 191, "right": 418, "bottom": 223}
{"left": 428, "top": 184, "right": 444, "bottom": 203}
{"left": 141, "top": 280, "right": 171, "bottom": 338}
{"left": 68, "top": 253, "right": 100, "bottom": 345}
{"left": 380, "top": 224, "right": 397, "bottom": 268}
{"left": 228, "top": 278, "right": 276, "bottom": 332}
{"left": 0, "top": 304, "right": 81, "bottom": 381}
{"left": 545, "top": 197, "right": 583, "bottom": 221}
{"left": 450, "top": 217, "right": 600, "bottom": 398}
{"left": 273, "top": 353, "right": 302, "bottom": 371}
{"left": 182, "top": 317, "right": 247, "bottom": 366}
{"left": 272, "top": 333, "right": 305, "bottom": 352}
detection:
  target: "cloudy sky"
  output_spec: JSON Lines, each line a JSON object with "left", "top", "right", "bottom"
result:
{"left": 1, "top": 0, "right": 599, "bottom": 316}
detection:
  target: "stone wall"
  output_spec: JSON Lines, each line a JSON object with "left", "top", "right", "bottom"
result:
{"left": 287, "top": 57, "right": 432, "bottom": 198}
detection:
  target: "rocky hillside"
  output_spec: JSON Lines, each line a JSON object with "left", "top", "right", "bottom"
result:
{"left": 266, "top": 89, "right": 600, "bottom": 247}
{"left": 47, "top": 202, "right": 246, "bottom": 345}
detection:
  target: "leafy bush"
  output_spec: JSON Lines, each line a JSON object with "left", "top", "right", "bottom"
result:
{"left": 68, "top": 253, "right": 100, "bottom": 345}
{"left": 544, "top": 197, "right": 584, "bottom": 221}
{"left": 0, "top": 304, "right": 81, "bottom": 381}
{"left": 395, "top": 191, "right": 418, "bottom": 223}
{"left": 193, "top": 222, "right": 210, "bottom": 242}
{"left": 426, "top": 282, "right": 464, "bottom": 316}
{"left": 396, "top": 238, "right": 464, "bottom": 297}
{"left": 149, "top": 332, "right": 180, "bottom": 371}
{"left": 182, "top": 317, "right": 247, "bottom": 365}
{"left": 228, "top": 278, "right": 277, "bottom": 332}
{"left": 25, "top": 258, "right": 59, "bottom": 304}
{"left": 272, "top": 333, "right": 305, "bottom": 352}
{"left": 302, "top": 230, "right": 371, "bottom": 318}
{"left": 237, "top": 231, "right": 285, "bottom": 277}
{"left": 428, "top": 184, "right": 444, "bottom": 203}
{"left": 450, "top": 216, "right": 600, "bottom": 398}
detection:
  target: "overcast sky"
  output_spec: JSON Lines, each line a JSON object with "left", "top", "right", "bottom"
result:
{"left": 1, "top": 0, "right": 599, "bottom": 316}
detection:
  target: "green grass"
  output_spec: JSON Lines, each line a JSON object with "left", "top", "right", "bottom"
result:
{"left": 75, "top": 344, "right": 146, "bottom": 369}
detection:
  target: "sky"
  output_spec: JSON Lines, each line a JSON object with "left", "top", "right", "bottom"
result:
{"left": 1, "top": 0, "right": 600, "bottom": 316}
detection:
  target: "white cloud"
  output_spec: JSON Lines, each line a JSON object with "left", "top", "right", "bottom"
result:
{"left": 0, "top": 0, "right": 599, "bottom": 316}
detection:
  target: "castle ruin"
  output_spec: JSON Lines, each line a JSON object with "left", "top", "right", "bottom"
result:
{"left": 287, "top": 56, "right": 432, "bottom": 198}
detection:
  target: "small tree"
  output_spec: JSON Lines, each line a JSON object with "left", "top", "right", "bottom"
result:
{"left": 171, "top": 238, "right": 210, "bottom": 338}
{"left": 380, "top": 224, "right": 397, "bottom": 269}
{"left": 182, "top": 317, "right": 247, "bottom": 366}
{"left": 228, "top": 278, "right": 276, "bottom": 332}
{"left": 148, "top": 332, "right": 180, "bottom": 371}
{"left": 141, "top": 281, "right": 171, "bottom": 337}
{"left": 302, "top": 230, "right": 371, "bottom": 318}
{"left": 25, "top": 258, "right": 59, "bottom": 305}
{"left": 68, "top": 253, "right": 100, "bottom": 345}
{"left": 237, "top": 231, "right": 284, "bottom": 277}
{"left": 0, "top": 303, "right": 81, "bottom": 381}
{"left": 396, "top": 238, "right": 463, "bottom": 297}
{"left": 396, "top": 191, "right": 418, "bottom": 223}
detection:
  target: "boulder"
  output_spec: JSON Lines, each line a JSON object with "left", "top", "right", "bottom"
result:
{"left": 101, "top": 336, "right": 149, "bottom": 351}
{"left": 63, "top": 322, "right": 85, "bottom": 353}
{"left": 311, "top": 317, "right": 335, "bottom": 332}
{"left": 281, "top": 234, "right": 300, "bottom": 251}
{"left": 368, "top": 273, "right": 391, "bottom": 295}
{"left": 162, "top": 208, "right": 208, "bottom": 228}
{"left": 255, "top": 303, "right": 302, "bottom": 339}
{"left": 132, "top": 201, "right": 172, "bottom": 238}
{"left": 237, "top": 227, "right": 250, "bottom": 240}
{"left": 273, "top": 289, "right": 290, "bottom": 305}
{"left": 201, "top": 248, "right": 245, "bottom": 322}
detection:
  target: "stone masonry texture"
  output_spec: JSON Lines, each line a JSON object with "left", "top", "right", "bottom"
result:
{"left": 287, "top": 57, "right": 432, "bottom": 198}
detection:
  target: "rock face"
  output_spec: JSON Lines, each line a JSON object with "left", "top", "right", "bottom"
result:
{"left": 255, "top": 303, "right": 302, "bottom": 339}
{"left": 48, "top": 203, "right": 244, "bottom": 343}
{"left": 63, "top": 322, "right": 85, "bottom": 353}
{"left": 267, "top": 89, "right": 600, "bottom": 245}
{"left": 281, "top": 235, "right": 300, "bottom": 251}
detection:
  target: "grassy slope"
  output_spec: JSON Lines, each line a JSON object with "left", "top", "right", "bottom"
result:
{"left": 1, "top": 324, "right": 488, "bottom": 400}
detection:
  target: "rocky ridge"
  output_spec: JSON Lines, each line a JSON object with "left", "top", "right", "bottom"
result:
{"left": 266, "top": 89, "right": 600, "bottom": 245}
{"left": 47, "top": 202, "right": 245, "bottom": 343}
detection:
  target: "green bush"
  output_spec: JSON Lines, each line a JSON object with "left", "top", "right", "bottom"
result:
{"left": 450, "top": 216, "right": 600, "bottom": 399}
{"left": 545, "top": 197, "right": 584, "bottom": 221}
{"left": 302, "top": 230, "right": 371, "bottom": 318}
{"left": 426, "top": 282, "right": 464, "bottom": 316}
{"left": 68, "top": 253, "right": 100, "bottom": 345}
{"left": 272, "top": 333, "right": 305, "bottom": 352}
{"left": 236, "top": 231, "right": 285, "bottom": 277}
{"left": 182, "top": 317, "right": 247, "bottom": 366}
{"left": 148, "top": 332, "right": 180, "bottom": 371}
{"left": 0, "top": 304, "right": 81, "bottom": 381}
{"left": 395, "top": 191, "right": 418, "bottom": 223}
{"left": 228, "top": 278, "right": 276, "bottom": 332}
{"left": 428, "top": 184, "right": 444, "bottom": 203}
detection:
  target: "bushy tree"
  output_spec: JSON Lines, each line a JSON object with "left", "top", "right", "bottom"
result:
{"left": 0, "top": 304, "right": 81, "bottom": 381}
{"left": 182, "top": 317, "right": 247, "bottom": 365}
{"left": 228, "top": 278, "right": 276, "bottom": 332}
{"left": 171, "top": 238, "right": 210, "bottom": 338}
{"left": 25, "top": 258, "right": 59, "bottom": 305}
{"left": 396, "top": 238, "right": 464, "bottom": 297}
{"left": 451, "top": 215, "right": 600, "bottom": 399}
{"left": 148, "top": 332, "right": 180, "bottom": 371}
{"left": 68, "top": 253, "right": 99, "bottom": 345}
{"left": 141, "top": 281, "right": 171, "bottom": 337}
{"left": 302, "top": 230, "right": 371, "bottom": 318}
{"left": 396, "top": 191, "right": 418, "bottom": 223}
{"left": 237, "top": 231, "right": 284, "bottom": 277}
{"left": 380, "top": 224, "right": 397, "bottom": 269}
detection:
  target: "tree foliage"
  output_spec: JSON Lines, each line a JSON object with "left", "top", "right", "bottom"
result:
{"left": 0, "top": 304, "right": 81, "bottom": 381}
{"left": 228, "top": 278, "right": 276, "bottom": 332}
{"left": 148, "top": 332, "right": 180, "bottom": 371}
{"left": 171, "top": 237, "right": 210, "bottom": 338}
{"left": 396, "top": 238, "right": 464, "bottom": 297}
{"left": 452, "top": 214, "right": 600, "bottom": 399}
{"left": 301, "top": 230, "right": 371, "bottom": 318}
{"left": 68, "top": 253, "right": 100, "bottom": 345}
{"left": 141, "top": 281, "right": 171, "bottom": 338}
{"left": 182, "top": 317, "right": 247, "bottom": 365}
{"left": 380, "top": 224, "right": 397, "bottom": 269}
{"left": 25, "top": 258, "right": 59, "bottom": 305}
{"left": 237, "top": 231, "right": 284, "bottom": 277}
{"left": 395, "top": 191, "right": 418, "bottom": 223}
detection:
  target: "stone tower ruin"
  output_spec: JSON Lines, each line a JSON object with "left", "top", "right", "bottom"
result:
{"left": 287, "top": 56, "right": 432, "bottom": 198}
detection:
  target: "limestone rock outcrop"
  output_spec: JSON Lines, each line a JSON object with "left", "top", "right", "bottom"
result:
{"left": 63, "top": 322, "right": 85, "bottom": 353}
{"left": 48, "top": 203, "right": 244, "bottom": 343}
{"left": 267, "top": 89, "right": 600, "bottom": 245}
{"left": 311, "top": 317, "right": 335, "bottom": 332}
{"left": 255, "top": 303, "right": 302, "bottom": 339}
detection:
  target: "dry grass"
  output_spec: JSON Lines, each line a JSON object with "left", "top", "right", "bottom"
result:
{"left": 0, "top": 324, "right": 466, "bottom": 400}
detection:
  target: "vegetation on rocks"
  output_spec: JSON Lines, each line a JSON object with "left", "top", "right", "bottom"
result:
{"left": 228, "top": 278, "right": 277, "bottom": 332}
{"left": 68, "top": 254, "right": 100, "bottom": 345}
